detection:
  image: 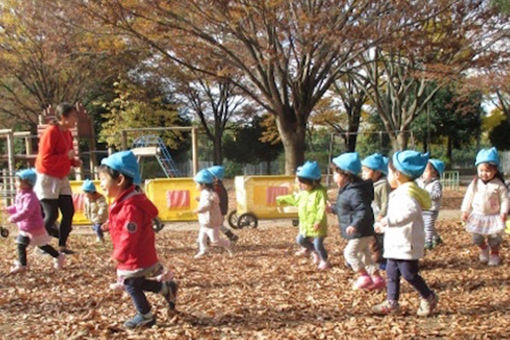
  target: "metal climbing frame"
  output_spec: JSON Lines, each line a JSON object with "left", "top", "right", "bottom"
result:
{"left": 132, "top": 135, "right": 180, "bottom": 177}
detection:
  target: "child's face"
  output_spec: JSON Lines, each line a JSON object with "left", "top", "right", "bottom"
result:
{"left": 387, "top": 167, "right": 399, "bottom": 189}
{"left": 15, "top": 178, "right": 30, "bottom": 191}
{"left": 477, "top": 163, "right": 497, "bottom": 182}
{"left": 422, "top": 163, "right": 437, "bottom": 181}
{"left": 85, "top": 192, "right": 94, "bottom": 200}
{"left": 361, "top": 167, "right": 380, "bottom": 181}
{"left": 333, "top": 170, "right": 348, "bottom": 188}
{"left": 99, "top": 171, "right": 121, "bottom": 198}
{"left": 299, "top": 181, "right": 313, "bottom": 191}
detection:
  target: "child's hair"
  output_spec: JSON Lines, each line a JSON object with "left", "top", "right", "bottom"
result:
{"left": 198, "top": 182, "right": 214, "bottom": 190}
{"left": 16, "top": 176, "right": 34, "bottom": 188}
{"left": 56, "top": 102, "right": 76, "bottom": 120}
{"left": 372, "top": 170, "right": 383, "bottom": 182}
{"left": 98, "top": 164, "right": 134, "bottom": 188}
{"left": 329, "top": 163, "right": 358, "bottom": 183}
{"left": 297, "top": 176, "right": 320, "bottom": 187}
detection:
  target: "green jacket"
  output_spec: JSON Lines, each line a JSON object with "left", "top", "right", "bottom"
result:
{"left": 276, "top": 185, "right": 328, "bottom": 237}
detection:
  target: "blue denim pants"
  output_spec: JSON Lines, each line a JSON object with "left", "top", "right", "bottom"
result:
{"left": 123, "top": 277, "right": 163, "bottom": 314}
{"left": 296, "top": 234, "right": 328, "bottom": 262}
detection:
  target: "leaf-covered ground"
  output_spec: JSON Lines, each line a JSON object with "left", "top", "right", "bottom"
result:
{"left": 1, "top": 218, "right": 510, "bottom": 339}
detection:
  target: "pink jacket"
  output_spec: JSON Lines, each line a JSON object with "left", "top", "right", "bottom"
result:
{"left": 7, "top": 189, "right": 45, "bottom": 233}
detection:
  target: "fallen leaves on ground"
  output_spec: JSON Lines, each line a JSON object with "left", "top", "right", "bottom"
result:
{"left": 1, "top": 220, "right": 510, "bottom": 339}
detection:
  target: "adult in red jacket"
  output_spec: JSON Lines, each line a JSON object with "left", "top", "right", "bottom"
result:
{"left": 34, "top": 103, "right": 82, "bottom": 254}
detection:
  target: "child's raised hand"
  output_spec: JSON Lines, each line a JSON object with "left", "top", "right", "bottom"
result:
{"left": 326, "top": 201, "right": 332, "bottom": 214}
{"left": 313, "top": 223, "right": 320, "bottom": 231}
{"left": 346, "top": 225, "right": 356, "bottom": 235}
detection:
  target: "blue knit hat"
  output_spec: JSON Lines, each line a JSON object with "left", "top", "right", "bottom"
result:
{"left": 475, "top": 147, "right": 499, "bottom": 167}
{"left": 296, "top": 161, "right": 321, "bottom": 180}
{"left": 208, "top": 165, "right": 225, "bottom": 180}
{"left": 361, "top": 153, "right": 388, "bottom": 175}
{"left": 332, "top": 152, "right": 361, "bottom": 175}
{"left": 194, "top": 169, "right": 214, "bottom": 184}
{"left": 16, "top": 168, "right": 37, "bottom": 186}
{"left": 392, "top": 150, "right": 429, "bottom": 179}
{"left": 101, "top": 150, "right": 141, "bottom": 185}
{"left": 82, "top": 179, "right": 96, "bottom": 193}
{"left": 428, "top": 159, "right": 445, "bottom": 176}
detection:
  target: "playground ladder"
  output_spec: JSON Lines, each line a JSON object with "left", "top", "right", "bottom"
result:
{"left": 132, "top": 135, "right": 179, "bottom": 177}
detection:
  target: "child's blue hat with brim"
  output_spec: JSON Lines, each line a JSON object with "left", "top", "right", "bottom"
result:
{"left": 361, "top": 153, "right": 388, "bottom": 175}
{"left": 16, "top": 168, "right": 37, "bottom": 186}
{"left": 296, "top": 161, "right": 321, "bottom": 180}
{"left": 392, "top": 150, "right": 429, "bottom": 179}
{"left": 82, "top": 179, "right": 96, "bottom": 193}
{"left": 194, "top": 169, "right": 214, "bottom": 184}
{"left": 208, "top": 165, "right": 225, "bottom": 180}
{"left": 101, "top": 150, "right": 141, "bottom": 185}
{"left": 475, "top": 147, "right": 499, "bottom": 167}
{"left": 428, "top": 159, "right": 445, "bottom": 176}
{"left": 332, "top": 152, "right": 361, "bottom": 175}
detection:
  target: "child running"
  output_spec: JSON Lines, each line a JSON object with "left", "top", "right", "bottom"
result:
{"left": 6, "top": 169, "right": 65, "bottom": 274}
{"left": 193, "top": 169, "right": 232, "bottom": 258}
{"left": 417, "top": 159, "right": 445, "bottom": 249}
{"left": 276, "top": 161, "right": 329, "bottom": 270}
{"left": 372, "top": 150, "right": 438, "bottom": 316}
{"left": 329, "top": 152, "right": 385, "bottom": 290}
{"left": 461, "top": 147, "right": 509, "bottom": 266}
{"left": 361, "top": 153, "right": 390, "bottom": 268}
{"left": 99, "top": 151, "right": 177, "bottom": 329}
{"left": 208, "top": 165, "right": 239, "bottom": 243}
{"left": 82, "top": 179, "right": 108, "bottom": 243}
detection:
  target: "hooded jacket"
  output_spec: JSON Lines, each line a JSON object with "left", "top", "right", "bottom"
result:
{"left": 35, "top": 124, "right": 79, "bottom": 178}
{"left": 382, "top": 181, "right": 431, "bottom": 260}
{"left": 109, "top": 185, "right": 159, "bottom": 271}
{"left": 7, "top": 189, "right": 45, "bottom": 233}
{"left": 331, "top": 178, "right": 375, "bottom": 240}
{"left": 276, "top": 184, "right": 328, "bottom": 238}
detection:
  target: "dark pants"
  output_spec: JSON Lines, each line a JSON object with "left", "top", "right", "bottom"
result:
{"left": 124, "top": 277, "right": 163, "bottom": 314}
{"left": 40, "top": 195, "right": 75, "bottom": 248}
{"left": 16, "top": 235, "right": 59, "bottom": 266}
{"left": 386, "top": 259, "right": 432, "bottom": 302}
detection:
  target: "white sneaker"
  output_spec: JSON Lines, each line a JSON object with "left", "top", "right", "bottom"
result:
{"left": 53, "top": 253, "right": 65, "bottom": 270}
{"left": 10, "top": 261, "right": 27, "bottom": 274}
{"left": 479, "top": 247, "right": 490, "bottom": 263}
{"left": 311, "top": 252, "right": 319, "bottom": 265}
{"left": 194, "top": 251, "right": 206, "bottom": 259}
{"left": 488, "top": 254, "right": 501, "bottom": 266}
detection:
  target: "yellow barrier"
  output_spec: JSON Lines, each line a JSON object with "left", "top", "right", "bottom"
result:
{"left": 144, "top": 178, "right": 200, "bottom": 221}
{"left": 69, "top": 180, "right": 109, "bottom": 225}
{"left": 235, "top": 175, "right": 298, "bottom": 219}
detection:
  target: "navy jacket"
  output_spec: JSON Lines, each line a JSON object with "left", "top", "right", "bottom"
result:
{"left": 332, "top": 178, "right": 375, "bottom": 240}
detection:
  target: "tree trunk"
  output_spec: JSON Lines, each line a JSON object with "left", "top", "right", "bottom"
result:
{"left": 390, "top": 131, "right": 409, "bottom": 152}
{"left": 213, "top": 134, "right": 223, "bottom": 165}
{"left": 276, "top": 115, "right": 306, "bottom": 174}
{"left": 447, "top": 136, "right": 453, "bottom": 165}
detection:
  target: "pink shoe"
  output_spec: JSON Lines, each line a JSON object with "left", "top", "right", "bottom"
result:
{"left": 53, "top": 253, "right": 65, "bottom": 270}
{"left": 369, "top": 275, "right": 386, "bottom": 291}
{"left": 352, "top": 275, "right": 373, "bottom": 290}
{"left": 318, "top": 260, "right": 329, "bottom": 270}
{"left": 311, "top": 252, "right": 319, "bottom": 264}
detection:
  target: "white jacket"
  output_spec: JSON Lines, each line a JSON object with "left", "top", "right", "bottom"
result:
{"left": 196, "top": 188, "right": 223, "bottom": 227}
{"left": 461, "top": 178, "right": 509, "bottom": 216}
{"left": 382, "top": 182, "right": 429, "bottom": 260}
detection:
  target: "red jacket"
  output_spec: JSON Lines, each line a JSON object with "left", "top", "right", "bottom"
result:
{"left": 35, "top": 124, "right": 78, "bottom": 178}
{"left": 109, "top": 185, "right": 159, "bottom": 271}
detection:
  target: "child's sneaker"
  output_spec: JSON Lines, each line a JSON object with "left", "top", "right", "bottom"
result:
{"left": 352, "top": 274, "right": 373, "bottom": 290}
{"left": 194, "top": 251, "right": 206, "bottom": 259}
{"left": 479, "top": 247, "right": 490, "bottom": 263}
{"left": 53, "top": 253, "right": 65, "bottom": 270}
{"left": 318, "top": 260, "right": 329, "bottom": 270}
{"left": 370, "top": 275, "right": 386, "bottom": 291}
{"left": 372, "top": 300, "right": 400, "bottom": 315}
{"left": 417, "top": 291, "right": 438, "bottom": 317}
{"left": 9, "top": 261, "right": 27, "bottom": 274}
{"left": 488, "top": 254, "right": 501, "bottom": 266}
{"left": 161, "top": 280, "right": 178, "bottom": 312}
{"left": 294, "top": 248, "right": 310, "bottom": 257}
{"left": 124, "top": 312, "right": 156, "bottom": 329}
